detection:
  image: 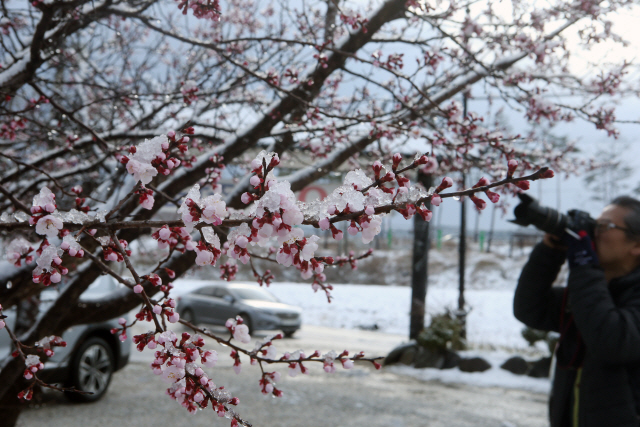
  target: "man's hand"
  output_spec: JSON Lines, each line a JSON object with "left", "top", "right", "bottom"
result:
{"left": 543, "top": 233, "right": 568, "bottom": 251}
{"left": 567, "top": 230, "right": 599, "bottom": 269}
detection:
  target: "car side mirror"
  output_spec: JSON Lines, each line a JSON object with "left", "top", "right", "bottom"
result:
{"left": 223, "top": 295, "right": 235, "bottom": 304}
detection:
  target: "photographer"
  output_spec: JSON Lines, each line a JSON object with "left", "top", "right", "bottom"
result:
{"left": 514, "top": 196, "right": 640, "bottom": 427}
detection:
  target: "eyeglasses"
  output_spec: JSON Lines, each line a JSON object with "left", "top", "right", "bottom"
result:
{"left": 595, "top": 220, "right": 629, "bottom": 234}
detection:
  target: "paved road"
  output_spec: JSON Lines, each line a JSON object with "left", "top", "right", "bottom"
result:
{"left": 17, "top": 325, "right": 548, "bottom": 427}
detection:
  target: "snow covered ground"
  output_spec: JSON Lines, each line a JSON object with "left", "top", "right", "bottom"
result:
{"left": 172, "top": 243, "right": 558, "bottom": 396}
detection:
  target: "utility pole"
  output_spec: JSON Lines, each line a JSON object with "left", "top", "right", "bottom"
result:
{"left": 457, "top": 90, "right": 469, "bottom": 339}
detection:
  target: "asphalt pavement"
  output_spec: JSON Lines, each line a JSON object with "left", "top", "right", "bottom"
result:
{"left": 16, "top": 325, "right": 548, "bottom": 427}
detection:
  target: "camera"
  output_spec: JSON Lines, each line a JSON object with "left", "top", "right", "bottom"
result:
{"left": 510, "top": 193, "right": 596, "bottom": 238}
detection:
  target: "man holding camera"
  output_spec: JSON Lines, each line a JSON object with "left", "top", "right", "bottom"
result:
{"left": 514, "top": 196, "right": 640, "bottom": 427}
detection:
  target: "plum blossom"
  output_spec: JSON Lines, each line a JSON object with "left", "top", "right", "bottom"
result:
{"left": 227, "top": 223, "right": 251, "bottom": 264}
{"left": 35, "top": 215, "right": 63, "bottom": 238}
{"left": 127, "top": 160, "right": 158, "bottom": 185}
{"left": 323, "top": 350, "right": 337, "bottom": 373}
{"left": 226, "top": 317, "right": 251, "bottom": 343}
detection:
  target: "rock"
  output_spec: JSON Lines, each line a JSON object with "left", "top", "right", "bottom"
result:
{"left": 528, "top": 356, "right": 552, "bottom": 378}
{"left": 442, "top": 350, "right": 461, "bottom": 370}
{"left": 383, "top": 343, "right": 418, "bottom": 366}
{"left": 458, "top": 357, "right": 491, "bottom": 373}
{"left": 414, "top": 346, "right": 445, "bottom": 369}
{"left": 500, "top": 356, "right": 529, "bottom": 375}
{"left": 399, "top": 346, "right": 418, "bottom": 365}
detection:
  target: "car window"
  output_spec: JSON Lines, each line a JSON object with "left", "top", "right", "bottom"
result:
{"left": 213, "top": 288, "right": 229, "bottom": 298}
{"left": 195, "top": 287, "right": 216, "bottom": 296}
{"left": 230, "top": 287, "right": 278, "bottom": 302}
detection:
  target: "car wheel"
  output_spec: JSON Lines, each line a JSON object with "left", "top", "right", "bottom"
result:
{"left": 283, "top": 330, "right": 296, "bottom": 339}
{"left": 239, "top": 313, "right": 253, "bottom": 334}
{"left": 66, "top": 337, "right": 115, "bottom": 402}
{"left": 180, "top": 308, "right": 197, "bottom": 325}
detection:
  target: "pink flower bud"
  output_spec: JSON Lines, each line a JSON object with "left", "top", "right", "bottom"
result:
{"left": 515, "top": 180, "right": 530, "bottom": 191}
{"left": 485, "top": 190, "right": 500, "bottom": 203}
{"left": 241, "top": 192, "right": 253, "bottom": 204}
{"left": 319, "top": 217, "right": 330, "bottom": 230}
{"left": 508, "top": 159, "right": 518, "bottom": 176}
{"left": 431, "top": 193, "right": 442, "bottom": 206}
{"left": 365, "top": 205, "right": 375, "bottom": 215}
{"left": 250, "top": 175, "right": 261, "bottom": 186}
{"left": 470, "top": 195, "right": 487, "bottom": 210}
{"left": 133, "top": 284, "right": 143, "bottom": 293}
{"left": 542, "top": 169, "right": 555, "bottom": 178}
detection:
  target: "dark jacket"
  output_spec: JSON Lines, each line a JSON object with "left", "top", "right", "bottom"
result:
{"left": 514, "top": 242, "right": 640, "bottom": 427}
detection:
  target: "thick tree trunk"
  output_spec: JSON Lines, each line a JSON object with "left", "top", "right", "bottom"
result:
{"left": 409, "top": 172, "right": 433, "bottom": 340}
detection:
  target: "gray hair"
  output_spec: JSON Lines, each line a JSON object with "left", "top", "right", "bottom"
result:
{"left": 611, "top": 196, "right": 640, "bottom": 239}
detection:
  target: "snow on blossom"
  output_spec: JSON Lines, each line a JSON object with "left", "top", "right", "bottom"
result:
{"left": 201, "top": 194, "right": 226, "bottom": 225}
{"left": 60, "top": 234, "right": 84, "bottom": 257}
{"left": 227, "top": 223, "right": 251, "bottom": 264}
{"left": 323, "top": 350, "right": 337, "bottom": 373}
{"left": 32, "top": 187, "right": 56, "bottom": 212}
{"left": 325, "top": 185, "right": 366, "bottom": 214}
{"left": 201, "top": 350, "right": 218, "bottom": 367}
{"left": 125, "top": 135, "right": 168, "bottom": 184}
{"left": 33, "top": 244, "right": 64, "bottom": 284}
{"left": 5, "top": 237, "right": 34, "bottom": 266}
{"left": 126, "top": 160, "right": 158, "bottom": 185}
{"left": 361, "top": 216, "right": 382, "bottom": 244}
{"left": 35, "top": 215, "right": 63, "bottom": 238}
{"left": 178, "top": 184, "right": 227, "bottom": 232}
{"left": 233, "top": 324, "right": 251, "bottom": 343}
{"left": 344, "top": 169, "right": 373, "bottom": 191}
{"left": 227, "top": 317, "right": 251, "bottom": 343}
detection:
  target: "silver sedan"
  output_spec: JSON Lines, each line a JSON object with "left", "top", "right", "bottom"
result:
{"left": 176, "top": 283, "right": 302, "bottom": 338}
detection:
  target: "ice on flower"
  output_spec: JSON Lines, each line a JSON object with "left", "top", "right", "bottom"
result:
{"left": 33, "top": 187, "right": 56, "bottom": 210}
{"left": 35, "top": 245, "right": 62, "bottom": 270}
{"left": 326, "top": 186, "right": 365, "bottom": 213}
{"left": 344, "top": 169, "right": 373, "bottom": 191}
{"left": 25, "top": 354, "right": 41, "bottom": 368}
{"left": 202, "top": 227, "right": 220, "bottom": 247}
